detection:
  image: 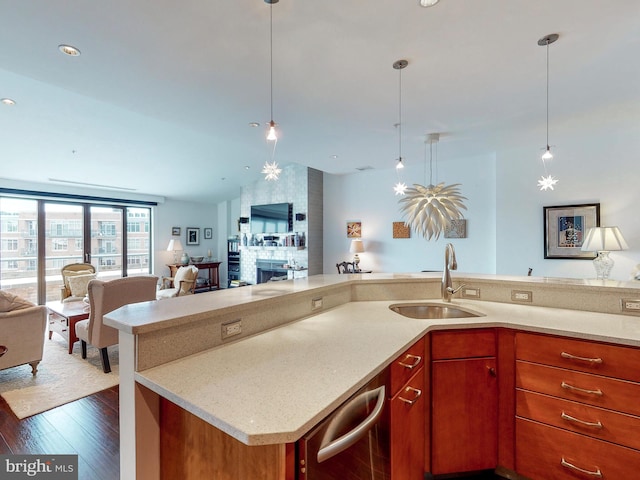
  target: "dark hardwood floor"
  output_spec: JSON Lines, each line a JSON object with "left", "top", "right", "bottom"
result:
{"left": 0, "top": 385, "right": 120, "bottom": 480}
{"left": 0, "top": 387, "right": 506, "bottom": 480}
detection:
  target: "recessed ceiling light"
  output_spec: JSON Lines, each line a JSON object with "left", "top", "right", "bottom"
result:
{"left": 330, "top": 155, "right": 338, "bottom": 159}
{"left": 249, "top": 122, "right": 260, "bottom": 127}
{"left": 1, "top": 98, "right": 16, "bottom": 106}
{"left": 58, "top": 44, "right": 81, "bottom": 56}
{"left": 419, "top": 0, "right": 440, "bottom": 7}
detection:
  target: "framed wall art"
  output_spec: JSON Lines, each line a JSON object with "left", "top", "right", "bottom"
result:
{"left": 445, "top": 219, "right": 467, "bottom": 239}
{"left": 186, "top": 227, "right": 200, "bottom": 246}
{"left": 204, "top": 228, "right": 213, "bottom": 240}
{"left": 171, "top": 227, "right": 181, "bottom": 236}
{"left": 392, "top": 222, "right": 410, "bottom": 239}
{"left": 347, "top": 221, "right": 362, "bottom": 238}
{"left": 543, "top": 203, "right": 600, "bottom": 259}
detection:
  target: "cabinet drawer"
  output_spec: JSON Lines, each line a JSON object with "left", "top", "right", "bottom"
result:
{"left": 391, "top": 367, "right": 425, "bottom": 480}
{"left": 516, "top": 389, "right": 640, "bottom": 450}
{"left": 431, "top": 329, "right": 495, "bottom": 360}
{"left": 390, "top": 337, "right": 425, "bottom": 396}
{"left": 516, "top": 418, "right": 640, "bottom": 480}
{"left": 516, "top": 360, "right": 640, "bottom": 417}
{"left": 516, "top": 331, "right": 640, "bottom": 383}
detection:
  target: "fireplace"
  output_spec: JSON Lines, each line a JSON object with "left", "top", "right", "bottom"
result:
{"left": 256, "top": 259, "right": 288, "bottom": 284}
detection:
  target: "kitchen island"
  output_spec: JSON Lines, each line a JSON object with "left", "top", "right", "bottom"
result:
{"left": 104, "top": 273, "right": 640, "bottom": 479}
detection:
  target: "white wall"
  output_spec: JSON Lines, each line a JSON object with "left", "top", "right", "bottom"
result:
{"left": 496, "top": 106, "right": 640, "bottom": 281}
{"left": 323, "top": 153, "right": 497, "bottom": 275}
{"left": 321, "top": 105, "right": 639, "bottom": 282}
{"left": 154, "top": 199, "right": 218, "bottom": 277}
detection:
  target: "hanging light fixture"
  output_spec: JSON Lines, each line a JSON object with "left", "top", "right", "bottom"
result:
{"left": 537, "top": 33, "right": 559, "bottom": 191}
{"left": 393, "top": 59, "right": 408, "bottom": 195}
{"left": 262, "top": 0, "right": 282, "bottom": 181}
{"left": 398, "top": 133, "right": 467, "bottom": 240}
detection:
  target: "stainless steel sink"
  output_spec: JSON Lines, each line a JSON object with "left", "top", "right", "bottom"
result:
{"left": 389, "top": 302, "right": 484, "bottom": 319}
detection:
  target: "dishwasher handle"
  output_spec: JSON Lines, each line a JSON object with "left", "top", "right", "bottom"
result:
{"left": 317, "top": 385, "right": 386, "bottom": 463}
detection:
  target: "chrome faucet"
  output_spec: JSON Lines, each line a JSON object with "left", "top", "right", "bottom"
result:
{"left": 442, "top": 243, "right": 465, "bottom": 302}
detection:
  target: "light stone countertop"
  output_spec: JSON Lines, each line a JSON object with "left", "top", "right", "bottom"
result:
{"left": 134, "top": 297, "right": 640, "bottom": 446}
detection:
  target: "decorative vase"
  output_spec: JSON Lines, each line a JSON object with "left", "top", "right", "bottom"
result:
{"left": 242, "top": 233, "right": 247, "bottom": 246}
{"left": 180, "top": 253, "right": 190, "bottom": 265}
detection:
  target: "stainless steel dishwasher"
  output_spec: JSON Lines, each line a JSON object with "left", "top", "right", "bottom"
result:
{"left": 297, "top": 369, "right": 391, "bottom": 479}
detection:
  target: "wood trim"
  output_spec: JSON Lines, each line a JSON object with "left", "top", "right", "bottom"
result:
{"left": 497, "top": 328, "right": 516, "bottom": 470}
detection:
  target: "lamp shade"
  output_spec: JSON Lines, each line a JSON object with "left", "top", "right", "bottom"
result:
{"left": 581, "top": 227, "right": 628, "bottom": 252}
{"left": 167, "top": 239, "right": 183, "bottom": 251}
{"left": 350, "top": 239, "right": 365, "bottom": 254}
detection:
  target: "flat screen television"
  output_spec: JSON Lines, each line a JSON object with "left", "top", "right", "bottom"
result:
{"left": 250, "top": 202, "right": 292, "bottom": 234}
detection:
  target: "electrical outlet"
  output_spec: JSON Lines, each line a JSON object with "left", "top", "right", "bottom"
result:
{"left": 622, "top": 299, "right": 640, "bottom": 313}
{"left": 511, "top": 290, "right": 532, "bottom": 302}
{"left": 461, "top": 287, "right": 480, "bottom": 299}
{"left": 312, "top": 297, "right": 323, "bottom": 310}
{"left": 222, "top": 319, "right": 242, "bottom": 339}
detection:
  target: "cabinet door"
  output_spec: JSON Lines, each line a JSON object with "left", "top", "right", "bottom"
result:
{"left": 391, "top": 367, "right": 425, "bottom": 480}
{"left": 432, "top": 357, "right": 498, "bottom": 475}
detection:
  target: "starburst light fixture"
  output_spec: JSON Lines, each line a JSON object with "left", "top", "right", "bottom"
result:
{"left": 537, "top": 175, "right": 558, "bottom": 191}
{"left": 398, "top": 133, "right": 467, "bottom": 240}
{"left": 392, "top": 60, "right": 409, "bottom": 195}
{"left": 394, "top": 182, "right": 408, "bottom": 196}
{"left": 262, "top": 0, "right": 282, "bottom": 180}
{"left": 537, "top": 33, "right": 559, "bottom": 190}
{"left": 261, "top": 160, "right": 282, "bottom": 181}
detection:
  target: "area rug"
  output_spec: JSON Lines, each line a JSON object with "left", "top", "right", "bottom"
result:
{"left": 0, "top": 336, "right": 119, "bottom": 419}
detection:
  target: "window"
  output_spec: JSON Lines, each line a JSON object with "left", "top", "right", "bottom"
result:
{"left": 2, "top": 239, "right": 18, "bottom": 251}
{"left": 1, "top": 193, "right": 154, "bottom": 304}
{"left": 2, "top": 219, "right": 18, "bottom": 233}
{"left": 52, "top": 239, "right": 68, "bottom": 251}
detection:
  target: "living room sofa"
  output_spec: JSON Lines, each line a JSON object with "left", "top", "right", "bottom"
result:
{"left": 0, "top": 291, "right": 48, "bottom": 374}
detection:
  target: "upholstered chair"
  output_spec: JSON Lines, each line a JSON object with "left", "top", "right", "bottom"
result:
{"left": 75, "top": 275, "right": 157, "bottom": 373}
{"left": 157, "top": 265, "right": 198, "bottom": 299}
{"left": 60, "top": 263, "right": 97, "bottom": 302}
{"left": 0, "top": 291, "right": 48, "bottom": 374}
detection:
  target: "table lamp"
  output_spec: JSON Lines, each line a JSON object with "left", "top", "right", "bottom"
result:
{"left": 350, "top": 239, "right": 365, "bottom": 272}
{"left": 581, "top": 226, "right": 628, "bottom": 279}
{"left": 167, "top": 239, "right": 184, "bottom": 263}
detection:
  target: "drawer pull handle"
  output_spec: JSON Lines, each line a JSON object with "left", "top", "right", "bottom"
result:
{"left": 561, "top": 411, "right": 603, "bottom": 429}
{"left": 398, "top": 354, "right": 422, "bottom": 370}
{"left": 561, "top": 381, "right": 603, "bottom": 396}
{"left": 561, "top": 457, "right": 603, "bottom": 478}
{"left": 398, "top": 387, "right": 422, "bottom": 405}
{"left": 561, "top": 352, "right": 603, "bottom": 364}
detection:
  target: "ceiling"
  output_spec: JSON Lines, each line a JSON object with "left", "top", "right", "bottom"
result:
{"left": 1, "top": 0, "right": 638, "bottom": 204}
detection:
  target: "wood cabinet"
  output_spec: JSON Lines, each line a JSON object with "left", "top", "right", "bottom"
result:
{"left": 430, "top": 329, "right": 498, "bottom": 475}
{"left": 390, "top": 337, "right": 426, "bottom": 480}
{"left": 515, "top": 331, "right": 640, "bottom": 479}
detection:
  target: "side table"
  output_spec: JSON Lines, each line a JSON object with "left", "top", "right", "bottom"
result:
{"left": 46, "top": 300, "right": 90, "bottom": 354}
{"left": 167, "top": 262, "right": 222, "bottom": 291}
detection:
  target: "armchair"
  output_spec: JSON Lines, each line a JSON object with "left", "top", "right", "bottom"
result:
{"left": 60, "top": 263, "right": 96, "bottom": 302}
{"left": 0, "top": 291, "right": 48, "bottom": 375}
{"left": 75, "top": 275, "right": 157, "bottom": 373}
{"left": 157, "top": 265, "right": 198, "bottom": 299}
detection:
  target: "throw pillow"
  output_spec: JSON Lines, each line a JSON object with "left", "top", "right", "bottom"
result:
{"left": 0, "top": 290, "right": 36, "bottom": 312}
{"left": 63, "top": 269, "right": 94, "bottom": 293}
{"left": 67, "top": 273, "right": 97, "bottom": 298}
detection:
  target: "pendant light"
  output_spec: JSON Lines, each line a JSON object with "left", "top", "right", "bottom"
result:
{"left": 262, "top": 0, "right": 282, "bottom": 181}
{"left": 399, "top": 133, "right": 467, "bottom": 240}
{"left": 537, "top": 33, "right": 559, "bottom": 191}
{"left": 393, "top": 59, "right": 408, "bottom": 195}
